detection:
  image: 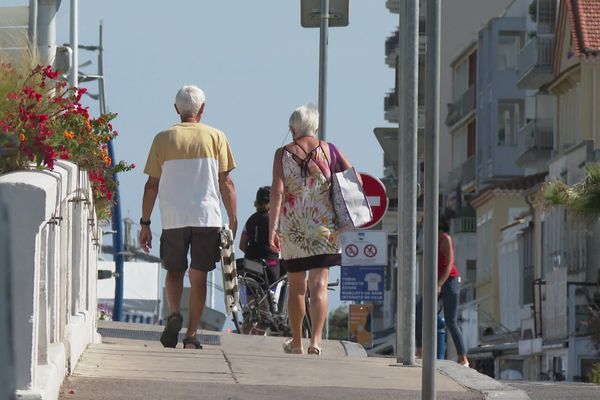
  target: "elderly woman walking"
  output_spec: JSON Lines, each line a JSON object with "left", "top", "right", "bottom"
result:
{"left": 269, "top": 105, "right": 350, "bottom": 355}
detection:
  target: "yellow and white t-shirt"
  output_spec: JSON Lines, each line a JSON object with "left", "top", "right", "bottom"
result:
{"left": 144, "top": 122, "right": 236, "bottom": 229}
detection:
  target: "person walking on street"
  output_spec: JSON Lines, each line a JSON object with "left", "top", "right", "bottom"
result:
{"left": 139, "top": 85, "right": 237, "bottom": 349}
{"left": 269, "top": 104, "right": 351, "bottom": 355}
{"left": 416, "top": 215, "right": 469, "bottom": 366}
{"left": 239, "top": 186, "right": 281, "bottom": 284}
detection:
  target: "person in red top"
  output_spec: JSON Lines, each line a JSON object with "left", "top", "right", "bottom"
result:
{"left": 416, "top": 215, "right": 469, "bottom": 366}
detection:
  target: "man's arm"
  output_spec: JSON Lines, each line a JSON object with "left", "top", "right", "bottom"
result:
{"left": 219, "top": 170, "right": 237, "bottom": 238}
{"left": 140, "top": 176, "right": 159, "bottom": 253}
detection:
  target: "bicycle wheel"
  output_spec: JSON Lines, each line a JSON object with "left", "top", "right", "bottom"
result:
{"left": 239, "top": 276, "right": 270, "bottom": 334}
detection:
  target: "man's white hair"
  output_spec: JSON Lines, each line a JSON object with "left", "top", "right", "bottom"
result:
{"left": 289, "top": 104, "right": 319, "bottom": 138}
{"left": 175, "top": 85, "right": 206, "bottom": 118}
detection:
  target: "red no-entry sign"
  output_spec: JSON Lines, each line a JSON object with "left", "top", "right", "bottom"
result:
{"left": 359, "top": 173, "right": 388, "bottom": 229}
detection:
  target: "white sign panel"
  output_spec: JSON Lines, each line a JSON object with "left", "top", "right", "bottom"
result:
{"left": 340, "top": 230, "right": 387, "bottom": 266}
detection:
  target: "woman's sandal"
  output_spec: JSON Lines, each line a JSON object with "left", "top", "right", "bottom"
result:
{"left": 282, "top": 338, "right": 304, "bottom": 354}
{"left": 307, "top": 345, "right": 322, "bottom": 355}
{"left": 182, "top": 335, "right": 203, "bottom": 349}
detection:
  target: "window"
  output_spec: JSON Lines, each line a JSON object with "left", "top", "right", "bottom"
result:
{"left": 498, "top": 100, "right": 524, "bottom": 146}
{"left": 453, "top": 58, "right": 469, "bottom": 101}
{"left": 497, "top": 31, "right": 523, "bottom": 70}
{"left": 466, "top": 259, "right": 477, "bottom": 285}
{"left": 467, "top": 120, "right": 476, "bottom": 157}
{"left": 520, "top": 226, "right": 534, "bottom": 305}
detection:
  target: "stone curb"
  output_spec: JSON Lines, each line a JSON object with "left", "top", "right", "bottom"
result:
{"left": 436, "top": 360, "right": 531, "bottom": 400}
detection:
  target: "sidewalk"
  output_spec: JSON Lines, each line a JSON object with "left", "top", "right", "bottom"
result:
{"left": 58, "top": 321, "right": 529, "bottom": 400}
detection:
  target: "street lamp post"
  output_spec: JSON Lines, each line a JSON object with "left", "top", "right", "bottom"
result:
{"left": 423, "top": 0, "right": 441, "bottom": 399}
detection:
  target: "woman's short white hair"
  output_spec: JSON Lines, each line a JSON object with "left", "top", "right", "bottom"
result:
{"left": 289, "top": 104, "right": 319, "bottom": 138}
{"left": 175, "top": 85, "right": 206, "bottom": 118}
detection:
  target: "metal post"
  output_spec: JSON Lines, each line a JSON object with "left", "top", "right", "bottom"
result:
{"left": 28, "top": 0, "right": 38, "bottom": 57}
{"left": 37, "top": 0, "right": 57, "bottom": 66}
{"left": 317, "top": 0, "right": 329, "bottom": 140}
{"left": 423, "top": 0, "right": 441, "bottom": 399}
{"left": 69, "top": 0, "right": 78, "bottom": 88}
{"left": 396, "top": 0, "right": 419, "bottom": 366}
{"left": 96, "top": 21, "right": 124, "bottom": 321}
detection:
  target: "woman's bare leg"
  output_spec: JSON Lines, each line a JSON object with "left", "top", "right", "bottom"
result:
{"left": 307, "top": 267, "right": 329, "bottom": 349}
{"left": 287, "top": 271, "right": 307, "bottom": 349}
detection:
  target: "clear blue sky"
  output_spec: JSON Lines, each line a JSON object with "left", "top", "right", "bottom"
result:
{"left": 10, "top": 1, "right": 398, "bottom": 317}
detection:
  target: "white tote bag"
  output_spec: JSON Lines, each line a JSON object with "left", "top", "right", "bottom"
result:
{"left": 329, "top": 142, "right": 372, "bottom": 230}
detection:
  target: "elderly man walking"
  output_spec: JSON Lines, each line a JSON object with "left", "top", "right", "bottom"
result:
{"left": 139, "top": 85, "right": 237, "bottom": 349}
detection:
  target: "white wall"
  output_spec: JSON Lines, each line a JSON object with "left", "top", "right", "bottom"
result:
{"left": 0, "top": 161, "right": 100, "bottom": 400}
{"left": 0, "top": 201, "right": 15, "bottom": 400}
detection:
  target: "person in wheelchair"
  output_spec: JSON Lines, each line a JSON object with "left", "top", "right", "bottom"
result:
{"left": 239, "top": 186, "right": 283, "bottom": 285}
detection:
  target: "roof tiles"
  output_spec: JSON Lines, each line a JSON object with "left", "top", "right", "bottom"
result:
{"left": 569, "top": 0, "right": 600, "bottom": 57}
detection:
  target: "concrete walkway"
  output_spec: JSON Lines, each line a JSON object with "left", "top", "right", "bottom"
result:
{"left": 58, "top": 321, "right": 528, "bottom": 400}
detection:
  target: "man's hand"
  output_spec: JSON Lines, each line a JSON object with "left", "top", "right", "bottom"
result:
{"left": 139, "top": 225, "right": 152, "bottom": 253}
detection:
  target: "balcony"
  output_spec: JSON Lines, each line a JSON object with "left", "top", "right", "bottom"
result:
{"left": 385, "top": 30, "right": 399, "bottom": 66}
{"left": 517, "top": 36, "right": 554, "bottom": 89}
{"left": 384, "top": 89, "right": 425, "bottom": 128}
{"left": 516, "top": 119, "right": 553, "bottom": 167}
{"left": 445, "top": 85, "right": 475, "bottom": 127}
{"left": 450, "top": 217, "right": 476, "bottom": 234}
{"left": 445, "top": 156, "right": 476, "bottom": 192}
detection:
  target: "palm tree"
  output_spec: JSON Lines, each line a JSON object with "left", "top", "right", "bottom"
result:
{"left": 545, "top": 163, "right": 600, "bottom": 383}
{"left": 544, "top": 163, "right": 600, "bottom": 217}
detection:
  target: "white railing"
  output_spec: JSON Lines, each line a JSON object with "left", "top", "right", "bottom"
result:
{"left": 0, "top": 160, "right": 101, "bottom": 400}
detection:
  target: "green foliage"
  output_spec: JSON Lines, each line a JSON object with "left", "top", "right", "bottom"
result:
{"left": 328, "top": 305, "right": 349, "bottom": 340}
{"left": 529, "top": 0, "right": 537, "bottom": 22}
{"left": 0, "top": 60, "right": 134, "bottom": 220}
{"left": 544, "top": 163, "right": 600, "bottom": 218}
{"left": 587, "top": 361, "right": 600, "bottom": 384}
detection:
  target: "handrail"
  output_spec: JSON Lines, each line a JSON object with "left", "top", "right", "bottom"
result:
{"left": 0, "top": 162, "right": 100, "bottom": 399}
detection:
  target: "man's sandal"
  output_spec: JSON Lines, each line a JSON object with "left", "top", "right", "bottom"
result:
{"left": 282, "top": 338, "right": 304, "bottom": 354}
{"left": 182, "top": 335, "right": 203, "bottom": 349}
{"left": 307, "top": 345, "right": 322, "bottom": 355}
{"left": 160, "top": 312, "right": 183, "bottom": 348}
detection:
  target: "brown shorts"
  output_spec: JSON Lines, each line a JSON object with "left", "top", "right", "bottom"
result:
{"left": 160, "top": 227, "right": 220, "bottom": 272}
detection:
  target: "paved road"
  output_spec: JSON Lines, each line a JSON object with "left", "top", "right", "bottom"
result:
{"left": 508, "top": 380, "right": 600, "bottom": 400}
{"left": 58, "top": 321, "right": 525, "bottom": 400}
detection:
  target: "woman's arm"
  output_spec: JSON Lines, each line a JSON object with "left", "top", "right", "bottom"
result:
{"left": 438, "top": 233, "right": 454, "bottom": 292}
{"left": 331, "top": 145, "right": 363, "bottom": 185}
{"left": 269, "top": 148, "right": 284, "bottom": 252}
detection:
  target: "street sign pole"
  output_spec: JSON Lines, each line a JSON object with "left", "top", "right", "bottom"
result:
{"left": 423, "top": 1, "right": 441, "bottom": 399}
{"left": 318, "top": 0, "right": 329, "bottom": 140}
{"left": 301, "top": 0, "right": 348, "bottom": 140}
{"left": 397, "top": 0, "right": 419, "bottom": 366}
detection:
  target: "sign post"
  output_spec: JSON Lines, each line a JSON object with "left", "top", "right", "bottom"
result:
{"left": 300, "top": 0, "right": 349, "bottom": 140}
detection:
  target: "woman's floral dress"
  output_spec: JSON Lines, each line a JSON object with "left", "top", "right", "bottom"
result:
{"left": 278, "top": 143, "right": 341, "bottom": 272}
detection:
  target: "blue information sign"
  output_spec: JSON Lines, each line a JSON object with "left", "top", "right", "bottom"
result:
{"left": 340, "top": 266, "right": 385, "bottom": 302}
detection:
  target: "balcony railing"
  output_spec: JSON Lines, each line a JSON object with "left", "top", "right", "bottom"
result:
{"left": 384, "top": 89, "right": 398, "bottom": 110}
{"left": 445, "top": 85, "right": 475, "bottom": 127}
{"left": 461, "top": 156, "right": 476, "bottom": 184}
{"left": 445, "top": 156, "right": 476, "bottom": 191}
{"left": 385, "top": 30, "right": 399, "bottom": 59}
{"left": 516, "top": 118, "right": 553, "bottom": 167}
{"left": 450, "top": 217, "right": 476, "bottom": 234}
{"left": 517, "top": 36, "right": 554, "bottom": 89}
